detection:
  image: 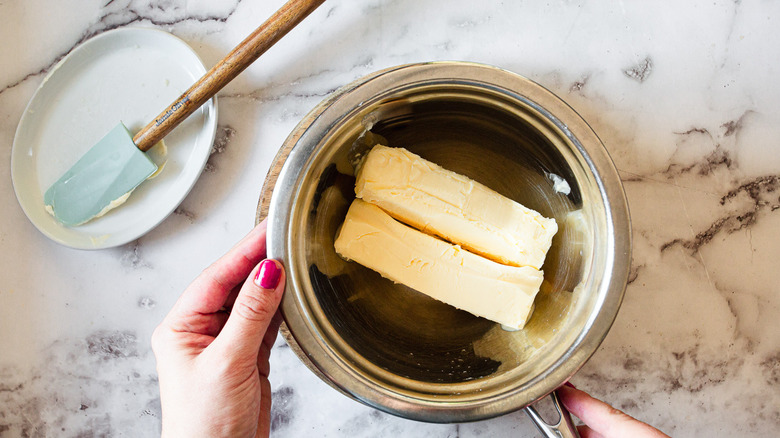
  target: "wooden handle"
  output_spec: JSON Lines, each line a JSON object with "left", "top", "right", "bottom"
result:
{"left": 133, "top": 0, "right": 325, "bottom": 151}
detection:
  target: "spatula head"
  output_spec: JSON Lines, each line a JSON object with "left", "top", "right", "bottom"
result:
{"left": 44, "top": 123, "right": 158, "bottom": 226}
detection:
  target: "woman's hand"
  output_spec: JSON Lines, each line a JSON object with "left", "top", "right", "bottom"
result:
{"left": 151, "top": 220, "right": 286, "bottom": 438}
{"left": 558, "top": 383, "right": 671, "bottom": 438}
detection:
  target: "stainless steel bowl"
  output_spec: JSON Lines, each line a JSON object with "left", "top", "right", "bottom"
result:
{"left": 259, "top": 62, "right": 630, "bottom": 430}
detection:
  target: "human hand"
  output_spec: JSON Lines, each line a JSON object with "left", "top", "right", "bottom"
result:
{"left": 558, "top": 383, "right": 671, "bottom": 438}
{"left": 151, "top": 220, "right": 286, "bottom": 438}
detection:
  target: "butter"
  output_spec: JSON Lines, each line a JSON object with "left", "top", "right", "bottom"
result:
{"left": 355, "top": 145, "right": 558, "bottom": 269}
{"left": 334, "top": 200, "right": 544, "bottom": 329}
{"left": 146, "top": 139, "right": 168, "bottom": 179}
{"left": 45, "top": 189, "right": 133, "bottom": 225}
{"left": 93, "top": 189, "right": 134, "bottom": 219}
{"left": 548, "top": 172, "right": 571, "bottom": 195}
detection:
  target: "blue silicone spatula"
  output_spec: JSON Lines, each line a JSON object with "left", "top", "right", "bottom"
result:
{"left": 45, "top": 0, "right": 324, "bottom": 226}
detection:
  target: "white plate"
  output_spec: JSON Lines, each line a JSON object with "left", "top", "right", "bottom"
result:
{"left": 11, "top": 27, "right": 217, "bottom": 249}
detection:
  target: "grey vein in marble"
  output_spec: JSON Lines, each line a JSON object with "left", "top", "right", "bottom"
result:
{"left": 0, "top": 1, "right": 241, "bottom": 97}
{"left": 623, "top": 57, "right": 653, "bottom": 83}
{"left": 173, "top": 206, "right": 197, "bottom": 223}
{"left": 0, "top": 331, "right": 160, "bottom": 436}
{"left": 120, "top": 241, "right": 153, "bottom": 270}
{"left": 204, "top": 125, "right": 237, "bottom": 173}
{"left": 661, "top": 174, "right": 779, "bottom": 254}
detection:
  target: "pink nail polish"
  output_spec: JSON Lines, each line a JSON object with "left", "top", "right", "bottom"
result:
{"left": 255, "top": 260, "right": 281, "bottom": 289}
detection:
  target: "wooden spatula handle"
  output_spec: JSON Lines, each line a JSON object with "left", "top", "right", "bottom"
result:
{"left": 133, "top": 0, "right": 325, "bottom": 151}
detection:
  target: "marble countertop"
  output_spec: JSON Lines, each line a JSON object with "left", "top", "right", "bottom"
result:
{"left": 2, "top": 1, "right": 779, "bottom": 436}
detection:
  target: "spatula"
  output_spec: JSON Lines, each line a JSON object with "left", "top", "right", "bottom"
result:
{"left": 44, "top": 0, "right": 325, "bottom": 226}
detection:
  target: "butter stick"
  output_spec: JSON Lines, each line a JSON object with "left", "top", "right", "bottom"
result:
{"left": 356, "top": 145, "right": 558, "bottom": 269}
{"left": 334, "top": 199, "right": 544, "bottom": 329}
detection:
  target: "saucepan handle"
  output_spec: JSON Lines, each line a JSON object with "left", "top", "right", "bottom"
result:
{"left": 524, "top": 389, "right": 580, "bottom": 438}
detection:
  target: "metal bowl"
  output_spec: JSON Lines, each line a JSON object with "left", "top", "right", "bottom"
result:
{"left": 259, "top": 62, "right": 630, "bottom": 426}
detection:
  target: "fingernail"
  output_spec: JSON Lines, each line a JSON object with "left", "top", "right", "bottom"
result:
{"left": 564, "top": 381, "right": 577, "bottom": 389}
{"left": 255, "top": 260, "right": 281, "bottom": 289}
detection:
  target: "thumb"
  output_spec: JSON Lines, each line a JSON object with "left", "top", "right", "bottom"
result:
{"left": 558, "top": 384, "right": 670, "bottom": 438}
{"left": 215, "top": 259, "right": 285, "bottom": 358}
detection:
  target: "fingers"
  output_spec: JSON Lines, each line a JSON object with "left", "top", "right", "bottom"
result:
{"left": 172, "top": 221, "right": 269, "bottom": 318}
{"left": 558, "top": 385, "right": 670, "bottom": 438}
{"left": 577, "top": 425, "right": 605, "bottom": 438}
{"left": 178, "top": 311, "right": 230, "bottom": 338}
{"left": 257, "top": 309, "right": 284, "bottom": 378}
{"left": 212, "top": 259, "right": 286, "bottom": 362}
{"left": 257, "top": 376, "right": 273, "bottom": 438}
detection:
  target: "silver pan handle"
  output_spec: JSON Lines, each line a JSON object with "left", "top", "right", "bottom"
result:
{"left": 524, "top": 389, "right": 580, "bottom": 438}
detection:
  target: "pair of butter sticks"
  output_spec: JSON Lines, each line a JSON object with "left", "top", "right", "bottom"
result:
{"left": 334, "top": 145, "right": 558, "bottom": 329}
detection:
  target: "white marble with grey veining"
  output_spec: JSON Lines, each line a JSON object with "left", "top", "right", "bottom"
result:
{"left": 1, "top": 0, "right": 779, "bottom": 436}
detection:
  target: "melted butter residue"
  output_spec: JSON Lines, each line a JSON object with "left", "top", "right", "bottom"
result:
{"left": 548, "top": 173, "right": 571, "bottom": 195}
{"left": 146, "top": 139, "right": 168, "bottom": 179}
{"left": 474, "top": 280, "right": 574, "bottom": 372}
{"left": 93, "top": 189, "right": 134, "bottom": 219}
{"left": 89, "top": 234, "right": 111, "bottom": 247}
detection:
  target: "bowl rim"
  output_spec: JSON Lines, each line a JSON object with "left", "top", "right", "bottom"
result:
{"left": 260, "top": 61, "right": 631, "bottom": 422}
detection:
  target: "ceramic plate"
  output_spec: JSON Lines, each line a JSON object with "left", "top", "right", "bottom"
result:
{"left": 11, "top": 27, "right": 217, "bottom": 249}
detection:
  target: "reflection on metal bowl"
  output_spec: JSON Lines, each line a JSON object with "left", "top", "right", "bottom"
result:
{"left": 258, "top": 62, "right": 631, "bottom": 427}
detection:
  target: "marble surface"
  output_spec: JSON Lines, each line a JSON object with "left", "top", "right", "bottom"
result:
{"left": 2, "top": 0, "right": 779, "bottom": 436}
